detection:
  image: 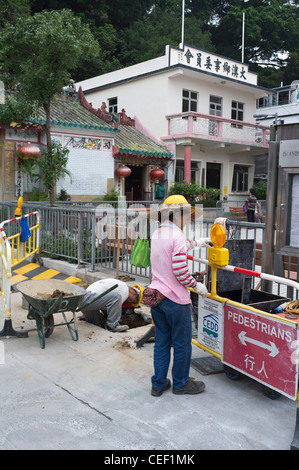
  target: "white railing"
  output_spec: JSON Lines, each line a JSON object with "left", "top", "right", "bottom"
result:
{"left": 166, "top": 112, "right": 270, "bottom": 147}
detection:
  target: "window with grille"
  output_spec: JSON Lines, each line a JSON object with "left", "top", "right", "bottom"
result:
{"left": 108, "top": 97, "right": 118, "bottom": 113}
{"left": 232, "top": 164, "right": 249, "bottom": 192}
{"left": 182, "top": 89, "right": 198, "bottom": 113}
{"left": 231, "top": 101, "right": 244, "bottom": 128}
{"left": 209, "top": 95, "right": 222, "bottom": 135}
{"left": 175, "top": 160, "right": 200, "bottom": 184}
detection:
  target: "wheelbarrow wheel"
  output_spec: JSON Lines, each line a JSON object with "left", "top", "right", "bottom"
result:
{"left": 223, "top": 365, "right": 241, "bottom": 381}
{"left": 44, "top": 314, "right": 54, "bottom": 338}
{"left": 261, "top": 384, "right": 281, "bottom": 400}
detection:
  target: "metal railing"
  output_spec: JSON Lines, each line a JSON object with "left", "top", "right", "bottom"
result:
{"left": 0, "top": 201, "right": 297, "bottom": 297}
{"left": 216, "top": 199, "right": 267, "bottom": 219}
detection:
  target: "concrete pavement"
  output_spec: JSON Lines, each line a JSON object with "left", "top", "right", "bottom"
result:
{"left": 0, "top": 261, "right": 297, "bottom": 451}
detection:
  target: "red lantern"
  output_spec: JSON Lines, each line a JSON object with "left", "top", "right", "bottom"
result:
{"left": 17, "top": 144, "right": 41, "bottom": 160}
{"left": 115, "top": 165, "right": 131, "bottom": 178}
{"left": 150, "top": 168, "right": 165, "bottom": 180}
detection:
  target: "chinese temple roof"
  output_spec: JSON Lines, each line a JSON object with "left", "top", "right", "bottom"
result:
{"left": 31, "top": 96, "right": 118, "bottom": 133}
{"left": 3, "top": 90, "right": 173, "bottom": 160}
{"left": 77, "top": 88, "right": 173, "bottom": 160}
{"left": 114, "top": 124, "right": 173, "bottom": 160}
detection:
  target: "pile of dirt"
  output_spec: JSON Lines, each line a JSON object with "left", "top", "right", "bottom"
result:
{"left": 74, "top": 281, "right": 90, "bottom": 289}
{"left": 122, "top": 311, "right": 151, "bottom": 329}
{"left": 36, "top": 289, "right": 74, "bottom": 299}
{"left": 113, "top": 340, "right": 131, "bottom": 350}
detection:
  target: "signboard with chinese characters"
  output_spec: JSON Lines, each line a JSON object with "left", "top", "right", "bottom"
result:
{"left": 222, "top": 304, "right": 298, "bottom": 399}
{"left": 168, "top": 44, "right": 258, "bottom": 86}
{"left": 198, "top": 297, "right": 224, "bottom": 354}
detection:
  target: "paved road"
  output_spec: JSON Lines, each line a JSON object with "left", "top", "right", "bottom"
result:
{"left": 0, "top": 290, "right": 297, "bottom": 451}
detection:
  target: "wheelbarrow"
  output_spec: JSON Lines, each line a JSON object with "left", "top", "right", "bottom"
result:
{"left": 17, "top": 279, "right": 118, "bottom": 349}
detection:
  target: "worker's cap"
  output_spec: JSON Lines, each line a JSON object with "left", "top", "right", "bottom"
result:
{"left": 131, "top": 284, "right": 144, "bottom": 307}
{"left": 160, "top": 194, "right": 190, "bottom": 211}
{"left": 156, "top": 194, "right": 202, "bottom": 221}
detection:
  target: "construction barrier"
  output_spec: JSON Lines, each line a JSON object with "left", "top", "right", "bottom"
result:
{"left": 0, "top": 211, "right": 41, "bottom": 268}
{"left": 0, "top": 227, "right": 12, "bottom": 320}
{"left": 186, "top": 222, "right": 299, "bottom": 450}
{"left": 0, "top": 202, "right": 40, "bottom": 337}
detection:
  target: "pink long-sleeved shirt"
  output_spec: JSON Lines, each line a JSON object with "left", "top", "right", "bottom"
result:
{"left": 149, "top": 221, "right": 195, "bottom": 305}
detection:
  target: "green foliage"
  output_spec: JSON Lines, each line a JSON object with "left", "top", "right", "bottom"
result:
{"left": 102, "top": 188, "right": 120, "bottom": 201}
{"left": 208, "top": 0, "right": 299, "bottom": 68}
{"left": 0, "top": 9, "right": 100, "bottom": 106}
{"left": 252, "top": 180, "right": 267, "bottom": 200}
{"left": 169, "top": 181, "right": 201, "bottom": 202}
{"left": 118, "top": 9, "right": 214, "bottom": 66}
{"left": 28, "top": 187, "right": 48, "bottom": 201}
{"left": 58, "top": 189, "right": 71, "bottom": 201}
{"left": 33, "top": 142, "right": 71, "bottom": 195}
{"left": 0, "top": 94, "right": 34, "bottom": 127}
{"left": 0, "top": 9, "right": 100, "bottom": 202}
{"left": 0, "top": 0, "right": 30, "bottom": 27}
{"left": 283, "top": 52, "right": 299, "bottom": 85}
{"left": 13, "top": 1, "right": 299, "bottom": 87}
{"left": 169, "top": 181, "right": 221, "bottom": 204}
{"left": 41, "top": 229, "right": 101, "bottom": 264}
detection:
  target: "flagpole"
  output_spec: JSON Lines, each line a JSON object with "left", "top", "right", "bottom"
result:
{"left": 181, "top": 0, "right": 185, "bottom": 47}
{"left": 242, "top": 11, "right": 245, "bottom": 63}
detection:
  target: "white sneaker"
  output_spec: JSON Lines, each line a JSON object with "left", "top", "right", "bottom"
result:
{"left": 108, "top": 323, "right": 129, "bottom": 332}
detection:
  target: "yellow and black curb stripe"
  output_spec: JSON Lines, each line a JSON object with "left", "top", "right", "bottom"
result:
{"left": 11, "top": 259, "right": 81, "bottom": 289}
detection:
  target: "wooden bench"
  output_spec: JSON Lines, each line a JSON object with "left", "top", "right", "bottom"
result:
{"left": 255, "top": 242, "right": 297, "bottom": 280}
{"left": 283, "top": 254, "right": 298, "bottom": 280}
{"left": 229, "top": 206, "right": 247, "bottom": 221}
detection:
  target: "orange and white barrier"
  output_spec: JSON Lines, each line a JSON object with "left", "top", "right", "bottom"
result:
{"left": 0, "top": 227, "right": 12, "bottom": 319}
{"left": 0, "top": 211, "right": 40, "bottom": 267}
{"left": 187, "top": 254, "right": 299, "bottom": 293}
{"left": 0, "top": 207, "right": 40, "bottom": 337}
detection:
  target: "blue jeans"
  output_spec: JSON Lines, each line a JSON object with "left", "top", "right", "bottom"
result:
{"left": 151, "top": 297, "right": 192, "bottom": 390}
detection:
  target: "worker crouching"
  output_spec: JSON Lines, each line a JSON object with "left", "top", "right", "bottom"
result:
{"left": 79, "top": 279, "right": 143, "bottom": 332}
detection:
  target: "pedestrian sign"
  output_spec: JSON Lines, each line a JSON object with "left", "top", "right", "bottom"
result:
{"left": 222, "top": 304, "right": 299, "bottom": 400}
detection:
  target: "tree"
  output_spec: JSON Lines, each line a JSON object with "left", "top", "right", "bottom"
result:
{"left": 24, "top": 1, "right": 299, "bottom": 88}
{"left": 0, "top": 8, "right": 100, "bottom": 203}
{"left": 0, "top": 0, "right": 30, "bottom": 27}
{"left": 118, "top": 5, "right": 214, "bottom": 66}
{"left": 207, "top": 0, "right": 299, "bottom": 67}
{"left": 33, "top": 142, "right": 72, "bottom": 200}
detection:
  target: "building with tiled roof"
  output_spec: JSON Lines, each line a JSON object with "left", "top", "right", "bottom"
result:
{"left": 0, "top": 88, "right": 172, "bottom": 201}
{"left": 77, "top": 43, "right": 271, "bottom": 201}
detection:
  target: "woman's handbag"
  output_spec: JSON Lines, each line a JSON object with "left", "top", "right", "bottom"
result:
{"left": 130, "top": 238, "right": 150, "bottom": 268}
{"left": 243, "top": 203, "right": 248, "bottom": 213}
{"left": 142, "top": 287, "right": 165, "bottom": 307}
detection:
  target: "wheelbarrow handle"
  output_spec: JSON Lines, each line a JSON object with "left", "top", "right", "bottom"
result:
{"left": 76, "top": 284, "right": 118, "bottom": 311}
{"left": 45, "top": 293, "right": 65, "bottom": 316}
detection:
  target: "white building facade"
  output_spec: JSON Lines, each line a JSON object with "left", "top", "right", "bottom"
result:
{"left": 255, "top": 80, "right": 299, "bottom": 126}
{"left": 77, "top": 44, "right": 271, "bottom": 201}
{"left": 1, "top": 101, "right": 118, "bottom": 201}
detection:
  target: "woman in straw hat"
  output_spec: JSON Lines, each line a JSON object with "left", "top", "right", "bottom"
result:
{"left": 149, "top": 195, "right": 210, "bottom": 397}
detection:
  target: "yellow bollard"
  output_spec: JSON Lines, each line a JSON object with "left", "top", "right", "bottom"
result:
{"left": 208, "top": 223, "right": 229, "bottom": 297}
{"left": 15, "top": 196, "right": 23, "bottom": 217}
